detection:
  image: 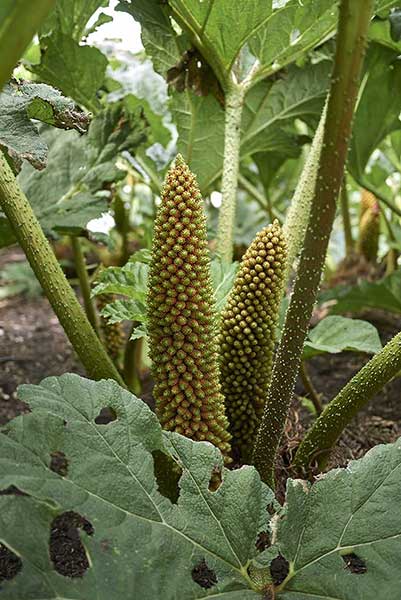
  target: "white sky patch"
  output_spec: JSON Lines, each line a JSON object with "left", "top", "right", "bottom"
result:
{"left": 87, "top": 0, "right": 143, "bottom": 53}
{"left": 210, "top": 191, "right": 222, "bottom": 208}
{"left": 273, "top": 0, "right": 292, "bottom": 8}
{"left": 87, "top": 212, "right": 115, "bottom": 234}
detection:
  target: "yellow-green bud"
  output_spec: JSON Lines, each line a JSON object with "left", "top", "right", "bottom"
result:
{"left": 147, "top": 155, "right": 231, "bottom": 461}
{"left": 219, "top": 221, "right": 287, "bottom": 462}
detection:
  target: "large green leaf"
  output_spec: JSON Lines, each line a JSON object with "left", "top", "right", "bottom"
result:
{"left": 348, "top": 43, "right": 401, "bottom": 181}
{"left": 273, "top": 438, "right": 401, "bottom": 598}
{"left": 2, "top": 375, "right": 401, "bottom": 597}
{"left": 210, "top": 258, "right": 239, "bottom": 314}
{"left": 30, "top": 0, "right": 109, "bottom": 110}
{"left": 0, "top": 373, "right": 271, "bottom": 599}
{"left": 32, "top": 32, "right": 108, "bottom": 111}
{"left": 116, "top": 0, "right": 184, "bottom": 78}
{"left": 0, "top": 80, "right": 88, "bottom": 170}
{"left": 303, "top": 316, "right": 382, "bottom": 360}
{"left": 249, "top": 0, "right": 338, "bottom": 82}
{"left": 175, "top": 61, "right": 330, "bottom": 192}
{"left": 15, "top": 103, "right": 148, "bottom": 238}
{"left": 40, "top": 0, "right": 108, "bottom": 40}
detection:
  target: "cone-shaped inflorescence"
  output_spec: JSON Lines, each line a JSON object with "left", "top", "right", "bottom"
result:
{"left": 147, "top": 155, "right": 231, "bottom": 460}
{"left": 219, "top": 221, "right": 287, "bottom": 462}
{"left": 357, "top": 189, "right": 380, "bottom": 263}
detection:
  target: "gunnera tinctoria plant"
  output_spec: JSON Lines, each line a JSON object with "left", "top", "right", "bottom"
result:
{"left": 219, "top": 221, "right": 287, "bottom": 461}
{"left": 147, "top": 155, "right": 232, "bottom": 461}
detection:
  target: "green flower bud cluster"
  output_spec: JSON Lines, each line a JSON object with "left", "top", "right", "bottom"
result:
{"left": 357, "top": 189, "right": 380, "bottom": 263}
{"left": 147, "top": 155, "right": 231, "bottom": 460}
{"left": 96, "top": 294, "right": 125, "bottom": 362}
{"left": 219, "top": 221, "right": 287, "bottom": 462}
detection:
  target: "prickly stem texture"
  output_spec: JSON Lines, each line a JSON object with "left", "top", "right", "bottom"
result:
{"left": 96, "top": 294, "right": 126, "bottom": 362}
{"left": 219, "top": 222, "right": 287, "bottom": 463}
{"left": 284, "top": 102, "right": 327, "bottom": 278}
{"left": 253, "top": 0, "right": 374, "bottom": 488}
{"left": 295, "top": 330, "right": 401, "bottom": 471}
{"left": 357, "top": 190, "right": 380, "bottom": 263}
{"left": 0, "top": 150, "right": 125, "bottom": 385}
{"left": 216, "top": 83, "right": 246, "bottom": 263}
{"left": 0, "top": 0, "right": 55, "bottom": 90}
{"left": 147, "top": 155, "right": 231, "bottom": 460}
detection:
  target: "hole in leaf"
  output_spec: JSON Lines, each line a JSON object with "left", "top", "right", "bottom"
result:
{"left": 270, "top": 554, "right": 289, "bottom": 585}
{"left": 152, "top": 450, "right": 182, "bottom": 504}
{"left": 266, "top": 502, "right": 275, "bottom": 516}
{"left": 342, "top": 553, "right": 367, "bottom": 574}
{"left": 255, "top": 530, "right": 271, "bottom": 552}
{"left": 0, "top": 485, "right": 29, "bottom": 497}
{"left": 49, "top": 511, "right": 94, "bottom": 578}
{"left": 0, "top": 543, "right": 22, "bottom": 583}
{"left": 50, "top": 451, "right": 69, "bottom": 477}
{"left": 208, "top": 466, "right": 222, "bottom": 492}
{"left": 191, "top": 558, "right": 217, "bottom": 589}
{"left": 94, "top": 407, "right": 117, "bottom": 425}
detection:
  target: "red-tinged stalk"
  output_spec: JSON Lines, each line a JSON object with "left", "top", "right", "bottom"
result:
{"left": 253, "top": 0, "right": 375, "bottom": 488}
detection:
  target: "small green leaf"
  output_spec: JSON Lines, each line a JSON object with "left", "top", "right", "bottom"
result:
{"left": 303, "top": 316, "right": 382, "bottom": 359}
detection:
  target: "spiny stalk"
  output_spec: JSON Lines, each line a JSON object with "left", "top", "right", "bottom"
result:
{"left": 252, "top": 0, "right": 375, "bottom": 488}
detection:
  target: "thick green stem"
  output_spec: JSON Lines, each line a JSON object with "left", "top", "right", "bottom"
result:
{"left": 253, "top": 0, "right": 374, "bottom": 488}
{"left": 340, "top": 177, "right": 354, "bottom": 255}
{"left": 283, "top": 102, "right": 327, "bottom": 279}
{"left": 0, "top": 0, "right": 55, "bottom": 90}
{"left": 295, "top": 329, "right": 401, "bottom": 471}
{"left": 70, "top": 236, "right": 99, "bottom": 334}
{"left": 0, "top": 151, "right": 124, "bottom": 385}
{"left": 216, "top": 83, "right": 245, "bottom": 262}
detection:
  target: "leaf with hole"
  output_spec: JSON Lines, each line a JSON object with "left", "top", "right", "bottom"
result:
{"left": 0, "top": 373, "right": 272, "bottom": 599}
